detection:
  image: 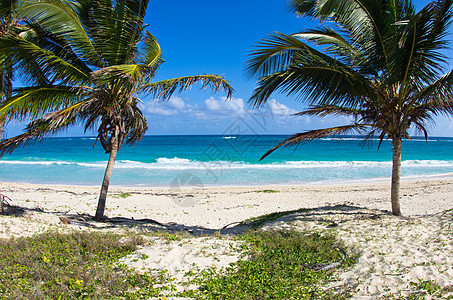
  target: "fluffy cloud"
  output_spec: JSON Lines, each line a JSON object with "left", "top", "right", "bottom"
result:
{"left": 204, "top": 97, "right": 246, "bottom": 116}
{"left": 139, "top": 96, "right": 302, "bottom": 125}
{"left": 139, "top": 97, "right": 180, "bottom": 116}
{"left": 266, "top": 99, "right": 298, "bottom": 116}
{"left": 168, "top": 96, "right": 186, "bottom": 110}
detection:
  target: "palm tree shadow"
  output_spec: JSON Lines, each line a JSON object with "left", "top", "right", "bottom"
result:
{"left": 252, "top": 204, "right": 391, "bottom": 231}
{"left": 1, "top": 195, "right": 392, "bottom": 236}
{"left": 1, "top": 194, "right": 45, "bottom": 216}
{"left": 54, "top": 204, "right": 392, "bottom": 236}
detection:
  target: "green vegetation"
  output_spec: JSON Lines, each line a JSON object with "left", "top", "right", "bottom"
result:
{"left": 385, "top": 279, "right": 453, "bottom": 300}
{"left": 254, "top": 189, "right": 279, "bottom": 193}
{"left": 0, "top": 228, "right": 354, "bottom": 299}
{"left": 111, "top": 193, "right": 132, "bottom": 199}
{"left": 183, "top": 230, "right": 354, "bottom": 299}
{"left": 0, "top": 231, "right": 164, "bottom": 299}
{"left": 242, "top": 208, "right": 310, "bottom": 228}
{"left": 407, "top": 279, "right": 453, "bottom": 299}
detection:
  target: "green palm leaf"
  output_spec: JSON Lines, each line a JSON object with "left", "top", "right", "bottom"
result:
{"left": 141, "top": 75, "right": 233, "bottom": 101}
{"left": 18, "top": 0, "right": 102, "bottom": 65}
{"left": 259, "top": 124, "right": 369, "bottom": 161}
{"left": 0, "top": 86, "right": 83, "bottom": 120}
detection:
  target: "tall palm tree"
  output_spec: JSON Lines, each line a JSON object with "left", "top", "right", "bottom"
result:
{"left": 0, "top": 0, "right": 50, "bottom": 138}
{"left": 246, "top": 0, "right": 453, "bottom": 216}
{"left": 0, "top": 0, "right": 233, "bottom": 220}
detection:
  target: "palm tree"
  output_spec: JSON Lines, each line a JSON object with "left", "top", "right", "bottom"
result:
{"left": 0, "top": 0, "right": 51, "bottom": 138}
{"left": 246, "top": 0, "right": 453, "bottom": 216}
{"left": 0, "top": 0, "right": 233, "bottom": 220}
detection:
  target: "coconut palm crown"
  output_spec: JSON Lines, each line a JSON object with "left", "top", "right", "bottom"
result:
{"left": 0, "top": 0, "right": 233, "bottom": 219}
{"left": 246, "top": 0, "right": 453, "bottom": 215}
{"left": 0, "top": 0, "right": 55, "bottom": 137}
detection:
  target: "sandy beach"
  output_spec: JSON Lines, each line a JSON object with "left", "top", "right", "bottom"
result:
{"left": 1, "top": 178, "right": 453, "bottom": 298}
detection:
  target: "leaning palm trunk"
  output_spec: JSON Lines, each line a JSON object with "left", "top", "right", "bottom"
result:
{"left": 391, "top": 138, "right": 402, "bottom": 216}
{"left": 95, "top": 129, "right": 119, "bottom": 220}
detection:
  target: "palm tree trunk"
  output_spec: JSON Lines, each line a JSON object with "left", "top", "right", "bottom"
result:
{"left": 391, "top": 137, "right": 402, "bottom": 216}
{"left": 95, "top": 130, "right": 119, "bottom": 220}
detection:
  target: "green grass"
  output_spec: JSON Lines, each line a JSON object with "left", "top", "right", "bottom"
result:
{"left": 0, "top": 231, "right": 164, "bottom": 299}
{"left": 254, "top": 189, "right": 279, "bottom": 193}
{"left": 242, "top": 208, "right": 311, "bottom": 228}
{"left": 110, "top": 192, "right": 132, "bottom": 199}
{"left": 0, "top": 227, "right": 356, "bottom": 299}
{"left": 182, "top": 230, "right": 354, "bottom": 299}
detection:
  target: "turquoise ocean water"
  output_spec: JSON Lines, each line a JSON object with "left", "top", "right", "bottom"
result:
{"left": 0, "top": 135, "right": 452, "bottom": 187}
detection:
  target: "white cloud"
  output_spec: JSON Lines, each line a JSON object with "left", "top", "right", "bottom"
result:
{"left": 204, "top": 97, "right": 246, "bottom": 116}
{"left": 140, "top": 104, "right": 178, "bottom": 116}
{"left": 139, "top": 96, "right": 306, "bottom": 128}
{"left": 168, "top": 96, "right": 186, "bottom": 110}
{"left": 139, "top": 96, "right": 186, "bottom": 116}
{"left": 267, "top": 99, "right": 298, "bottom": 116}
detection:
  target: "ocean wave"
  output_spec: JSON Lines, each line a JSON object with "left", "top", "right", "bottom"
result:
{"left": 0, "top": 160, "right": 71, "bottom": 166}
{"left": 156, "top": 157, "right": 192, "bottom": 164}
{"left": 2, "top": 158, "right": 452, "bottom": 170}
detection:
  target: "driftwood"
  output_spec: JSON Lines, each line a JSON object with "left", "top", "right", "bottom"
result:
{"left": 0, "top": 192, "right": 12, "bottom": 214}
{"left": 302, "top": 247, "right": 347, "bottom": 271}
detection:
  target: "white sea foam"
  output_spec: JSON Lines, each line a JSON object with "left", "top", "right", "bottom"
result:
{"left": 2, "top": 158, "right": 453, "bottom": 171}
{"left": 0, "top": 160, "right": 71, "bottom": 166}
{"left": 156, "top": 157, "right": 192, "bottom": 164}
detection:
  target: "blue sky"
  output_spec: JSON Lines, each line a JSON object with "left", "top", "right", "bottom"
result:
{"left": 5, "top": 0, "right": 453, "bottom": 137}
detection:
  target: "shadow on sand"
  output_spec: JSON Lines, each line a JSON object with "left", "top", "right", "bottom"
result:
{"left": 1, "top": 193, "right": 393, "bottom": 236}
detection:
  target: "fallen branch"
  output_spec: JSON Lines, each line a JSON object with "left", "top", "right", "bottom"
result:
{"left": 0, "top": 192, "right": 12, "bottom": 214}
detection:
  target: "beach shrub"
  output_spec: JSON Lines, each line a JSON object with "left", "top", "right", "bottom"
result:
{"left": 111, "top": 192, "right": 132, "bottom": 199}
{"left": 242, "top": 208, "right": 311, "bottom": 228}
{"left": 254, "top": 189, "right": 279, "bottom": 193}
{"left": 0, "top": 231, "right": 162, "bottom": 299}
{"left": 186, "top": 230, "right": 353, "bottom": 299}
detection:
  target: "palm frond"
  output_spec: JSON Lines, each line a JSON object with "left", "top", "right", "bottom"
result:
{"left": 249, "top": 61, "right": 370, "bottom": 108}
{"left": 293, "top": 27, "right": 363, "bottom": 66}
{"left": 390, "top": 2, "right": 450, "bottom": 92}
{"left": 288, "top": 0, "right": 317, "bottom": 18}
{"left": 123, "top": 100, "right": 148, "bottom": 144}
{"left": 411, "top": 69, "right": 453, "bottom": 107}
{"left": 259, "top": 124, "right": 369, "bottom": 161}
{"left": 289, "top": 0, "right": 387, "bottom": 62}
{"left": 0, "top": 33, "right": 90, "bottom": 85}
{"left": 26, "top": 20, "right": 92, "bottom": 77}
{"left": 91, "top": 64, "right": 151, "bottom": 83}
{"left": 18, "top": 0, "right": 102, "bottom": 65}
{"left": 0, "top": 85, "right": 84, "bottom": 120}
{"left": 140, "top": 75, "right": 233, "bottom": 101}
{"left": 246, "top": 32, "right": 333, "bottom": 80}
{"left": 294, "top": 105, "right": 362, "bottom": 117}
{"left": 140, "top": 31, "right": 163, "bottom": 67}
{"left": 0, "top": 107, "right": 79, "bottom": 156}
{"left": 77, "top": 0, "right": 149, "bottom": 66}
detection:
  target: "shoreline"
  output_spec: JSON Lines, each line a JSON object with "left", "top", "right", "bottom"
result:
{"left": 2, "top": 171, "right": 453, "bottom": 189}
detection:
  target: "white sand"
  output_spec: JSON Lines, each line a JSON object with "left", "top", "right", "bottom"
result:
{"left": 1, "top": 178, "right": 452, "bottom": 298}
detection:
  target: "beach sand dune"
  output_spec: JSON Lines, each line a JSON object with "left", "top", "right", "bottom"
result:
{"left": 1, "top": 178, "right": 452, "bottom": 298}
